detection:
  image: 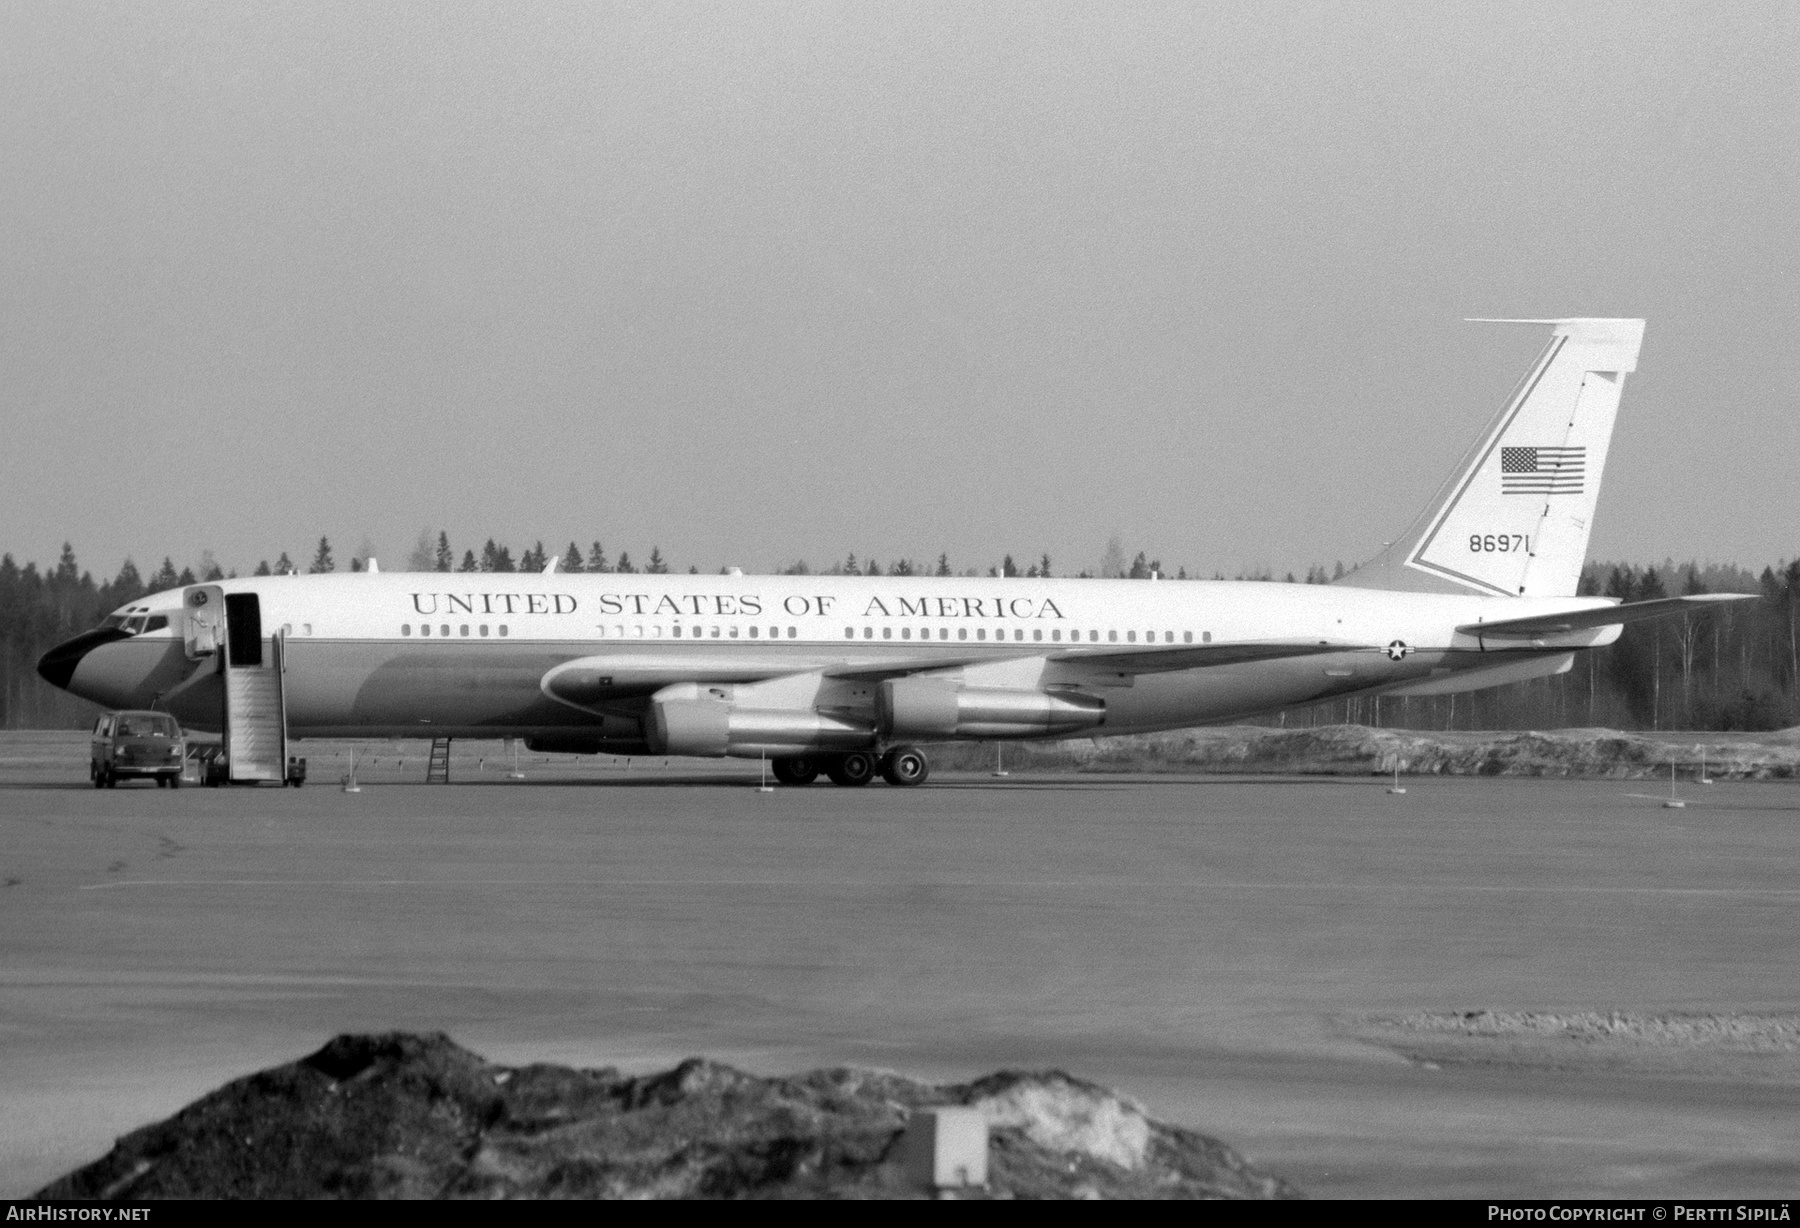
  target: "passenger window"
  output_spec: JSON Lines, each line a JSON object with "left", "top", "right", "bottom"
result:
{"left": 845, "top": 628, "right": 854, "bottom": 639}
{"left": 958, "top": 628, "right": 968, "bottom": 641}
{"left": 402, "top": 624, "right": 412, "bottom": 636}
{"left": 461, "top": 625, "right": 470, "bottom": 637}
{"left": 500, "top": 626, "right": 509, "bottom": 637}
{"left": 595, "top": 626, "right": 604, "bottom": 637}
{"left": 749, "top": 626, "right": 759, "bottom": 638}
{"left": 303, "top": 624, "right": 312, "bottom": 635}
{"left": 440, "top": 625, "right": 450, "bottom": 637}
{"left": 1090, "top": 630, "right": 1099, "bottom": 642}
{"left": 882, "top": 627, "right": 892, "bottom": 639}
{"left": 1108, "top": 630, "right": 1118, "bottom": 642}
{"left": 1015, "top": 629, "right": 1024, "bottom": 641}
{"left": 1127, "top": 631, "right": 1137, "bottom": 642}
{"left": 729, "top": 626, "right": 739, "bottom": 638}
{"left": 1183, "top": 631, "right": 1192, "bottom": 643}
{"left": 1051, "top": 629, "right": 1061, "bottom": 642}
{"left": 939, "top": 628, "right": 948, "bottom": 639}
{"left": 787, "top": 627, "right": 796, "bottom": 638}
{"left": 711, "top": 626, "right": 721, "bottom": 638}
{"left": 901, "top": 627, "right": 911, "bottom": 640}
{"left": 863, "top": 627, "right": 873, "bottom": 639}
{"left": 976, "top": 628, "right": 986, "bottom": 641}
{"left": 421, "top": 624, "right": 431, "bottom": 636}
{"left": 1203, "top": 631, "right": 1212, "bottom": 643}
{"left": 1033, "top": 629, "right": 1042, "bottom": 641}
{"left": 1166, "top": 631, "right": 1174, "bottom": 643}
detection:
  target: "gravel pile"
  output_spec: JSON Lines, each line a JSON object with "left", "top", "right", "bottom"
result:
{"left": 37, "top": 1033, "right": 1299, "bottom": 1200}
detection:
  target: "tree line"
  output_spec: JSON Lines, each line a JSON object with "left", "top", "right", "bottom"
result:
{"left": 2, "top": 541, "right": 1794, "bottom": 733}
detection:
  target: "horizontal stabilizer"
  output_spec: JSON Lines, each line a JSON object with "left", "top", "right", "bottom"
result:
{"left": 1458, "top": 593, "right": 1754, "bottom": 638}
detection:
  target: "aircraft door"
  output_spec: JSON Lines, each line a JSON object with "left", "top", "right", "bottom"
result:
{"left": 183, "top": 586, "right": 225, "bottom": 661}
{"left": 224, "top": 593, "right": 263, "bottom": 667}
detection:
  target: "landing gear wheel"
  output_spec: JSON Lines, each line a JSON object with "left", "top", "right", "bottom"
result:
{"left": 771, "top": 756, "right": 820, "bottom": 786}
{"left": 156, "top": 776, "right": 167, "bottom": 788}
{"left": 824, "top": 751, "right": 876, "bottom": 787}
{"left": 879, "top": 745, "right": 930, "bottom": 787}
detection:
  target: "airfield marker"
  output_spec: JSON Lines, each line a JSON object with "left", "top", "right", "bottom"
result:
{"left": 1387, "top": 761, "right": 1406, "bottom": 795}
{"left": 758, "top": 752, "right": 774, "bottom": 794}
{"left": 1663, "top": 762, "right": 1685, "bottom": 809}
{"left": 508, "top": 738, "right": 525, "bottom": 780}
{"left": 992, "top": 745, "right": 1009, "bottom": 778}
{"left": 1700, "top": 746, "right": 1713, "bottom": 785}
{"left": 341, "top": 748, "right": 361, "bottom": 794}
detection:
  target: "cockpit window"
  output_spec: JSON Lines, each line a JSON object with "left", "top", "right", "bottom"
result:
{"left": 100, "top": 615, "right": 127, "bottom": 631}
{"left": 124, "top": 617, "right": 147, "bottom": 634}
{"left": 144, "top": 615, "right": 168, "bottom": 632}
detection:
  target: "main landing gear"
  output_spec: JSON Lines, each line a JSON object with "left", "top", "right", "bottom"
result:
{"left": 770, "top": 746, "right": 931, "bottom": 788}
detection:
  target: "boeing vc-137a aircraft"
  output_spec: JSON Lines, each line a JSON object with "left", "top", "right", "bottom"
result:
{"left": 40, "top": 318, "right": 1745, "bottom": 786}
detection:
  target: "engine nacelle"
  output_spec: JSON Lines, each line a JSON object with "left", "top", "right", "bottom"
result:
{"left": 645, "top": 683, "right": 873, "bottom": 758}
{"left": 877, "top": 677, "right": 1104, "bottom": 739}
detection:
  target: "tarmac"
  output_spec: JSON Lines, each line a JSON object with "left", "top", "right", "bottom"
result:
{"left": 2, "top": 732, "right": 1797, "bottom": 1198}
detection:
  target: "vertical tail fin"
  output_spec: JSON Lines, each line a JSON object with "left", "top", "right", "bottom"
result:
{"left": 1338, "top": 318, "right": 1644, "bottom": 598}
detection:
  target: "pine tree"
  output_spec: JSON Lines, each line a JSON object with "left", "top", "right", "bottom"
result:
{"left": 866, "top": 559, "right": 882, "bottom": 576}
{"left": 647, "top": 548, "right": 668, "bottom": 574}
{"left": 110, "top": 560, "right": 144, "bottom": 604}
{"left": 1040, "top": 553, "right": 1052, "bottom": 579}
{"left": 561, "top": 542, "right": 584, "bottom": 573}
{"left": 586, "top": 541, "right": 609, "bottom": 573}
{"left": 309, "top": 537, "right": 335, "bottom": 574}
{"left": 254, "top": 560, "right": 272, "bottom": 576}
{"left": 1128, "top": 551, "right": 1150, "bottom": 580}
{"left": 153, "top": 558, "right": 180, "bottom": 590}
{"left": 616, "top": 551, "right": 635, "bottom": 574}
{"left": 177, "top": 567, "right": 197, "bottom": 586}
{"left": 458, "top": 550, "right": 478, "bottom": 572}
{"left": 935, "top": 554, "right": 951, "bottom": 577}
{"left": 275, "top": 552, "right": 294, "bottom": 575}
{"left": 842, "top": 553, "right": 860, "bottom": 576}
{"left": 1001, "top": 554, "right": 1018, "bottom": 578}
{"left": 435, "top": 532, "right": 454, "bottom": 572}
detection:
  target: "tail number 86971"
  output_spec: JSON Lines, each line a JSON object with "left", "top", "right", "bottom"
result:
{"left": 1470, "top": 534, "right": 1530, "bottom": 553}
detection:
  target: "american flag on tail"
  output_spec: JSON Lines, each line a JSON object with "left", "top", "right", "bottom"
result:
{"left": 1500, "top": 445, "right": 1585, "bottom": 495}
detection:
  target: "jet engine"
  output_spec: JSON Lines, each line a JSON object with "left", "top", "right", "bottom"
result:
{"left": 876, "top": 676, "right": 1104, "bottom": 739}
{"left": 645, "top": 683, "right": 873, "bottom": 758}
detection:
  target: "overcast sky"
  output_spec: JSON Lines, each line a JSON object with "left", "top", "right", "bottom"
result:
{"left": 4, "top": 2, "right": 1795, "bottom": 579}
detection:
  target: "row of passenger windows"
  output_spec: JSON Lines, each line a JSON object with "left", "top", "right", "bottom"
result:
{"left": 845, "top": 627, "right": 1212, "bottom": 643}
{"left": 596, "top": 625, "right": 799, "bottom": 639}
{"left": 397, "top": 623, "right": 1215, "bottom": 645}
{"left": 401, "top": 624, "right": 508, "bottom": 637}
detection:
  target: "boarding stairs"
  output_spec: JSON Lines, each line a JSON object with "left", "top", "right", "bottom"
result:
{"left": 426, "top": 737, "right": 452, "bottom": 784}
{"left": 224, "top": 633, "right": 288, "bottom": 784}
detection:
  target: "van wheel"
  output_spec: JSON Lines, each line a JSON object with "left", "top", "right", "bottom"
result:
{"left": 92, "top": 767, "right": 105, "bottom": 789}
{"left": 169, "top": 775, "right": 182, "bottom": 790}
{"left": 104, "top": 771, "right": 117, "bottom": 789}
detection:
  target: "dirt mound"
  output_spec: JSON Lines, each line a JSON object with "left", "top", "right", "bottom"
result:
{"left": 939, "top": 725, "right": 1800, "bottom": 779}
{"left": 36, "top": 1033, "right": 1298, "bottom": 1200}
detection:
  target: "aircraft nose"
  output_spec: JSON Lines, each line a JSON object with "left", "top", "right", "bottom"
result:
{"left": 36, "top": 627, "right": 131, "bottom": 692}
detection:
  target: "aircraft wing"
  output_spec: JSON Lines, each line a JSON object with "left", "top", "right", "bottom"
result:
{"left": 824, "top": 639, "right": 1361, "bottom": 683}
{"left": 1046, "top": 638, "right": 1361, "bottom": 675}
{"left": 1458, "top": 593, "right": 1755, "bottom": 638}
